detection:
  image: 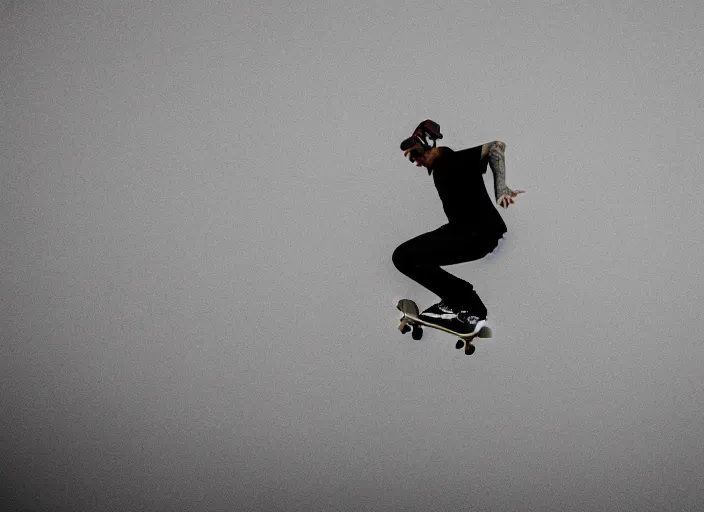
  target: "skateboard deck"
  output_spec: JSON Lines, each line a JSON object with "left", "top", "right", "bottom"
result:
{"left": 396, "top": 299, "right": 492, "bottom": 355}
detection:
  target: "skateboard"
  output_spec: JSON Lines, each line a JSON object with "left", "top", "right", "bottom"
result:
{"left": 396, "top": 299, "right": 492, "bottom": 355}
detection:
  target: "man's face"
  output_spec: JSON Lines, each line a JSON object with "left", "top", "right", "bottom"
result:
{"left": 403, "top": 142, "right": 426, "bottom": 167}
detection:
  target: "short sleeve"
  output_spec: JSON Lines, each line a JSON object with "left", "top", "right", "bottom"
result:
{"left": 453, "top": 145, "right": 487, "bottom": 174}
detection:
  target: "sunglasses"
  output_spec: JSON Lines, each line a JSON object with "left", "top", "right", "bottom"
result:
{"left": 400, "top": 135, "right": 427, "bottom": 161}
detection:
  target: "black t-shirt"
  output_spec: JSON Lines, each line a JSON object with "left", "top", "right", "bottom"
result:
{"left": 431, "top": 145, "right": 507, "bottom": 238}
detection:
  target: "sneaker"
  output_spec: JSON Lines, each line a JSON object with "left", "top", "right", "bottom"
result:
{"left": 456, "top": 311, "right": 487, "bottom": 336}
{"left": 420, "top": 301, "right": 487, "bottom": 336}
{"left": 456, "top": 304, "right": 487, "bottom": 322}
{"left": 420, "top": 300, "right": 457, "bottom": 321}
{"left": 419, "top": 301, "right": 479, "bottom": 336}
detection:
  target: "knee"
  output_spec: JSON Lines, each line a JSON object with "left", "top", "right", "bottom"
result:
{"left": 392, "top": 244, "right": 411, "bottom": 272}
{"left": 486, "top": 237, "right": 500, "bottom": 254}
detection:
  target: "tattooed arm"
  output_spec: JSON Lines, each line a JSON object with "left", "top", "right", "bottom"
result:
{"left": 481, "top": 141, "right": 524, "bottom": 208}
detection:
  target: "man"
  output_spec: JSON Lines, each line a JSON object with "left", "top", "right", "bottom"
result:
{"left": 392, "top": 120, "right": 524, "bottom": 336}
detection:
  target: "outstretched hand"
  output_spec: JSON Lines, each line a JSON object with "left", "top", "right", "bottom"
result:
{"left": 498, "top": 189, "right": 525, "bottom": 209}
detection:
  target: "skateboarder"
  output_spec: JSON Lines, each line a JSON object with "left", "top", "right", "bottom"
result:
{"left": 392, "top": 120, "right": 524, "bottom": 336}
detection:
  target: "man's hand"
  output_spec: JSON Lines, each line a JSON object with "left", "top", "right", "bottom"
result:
{"left": 498, "top": 189, "right": 525, "bottom": 209}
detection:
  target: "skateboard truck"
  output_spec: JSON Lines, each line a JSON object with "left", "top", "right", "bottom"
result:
{"left": 398, "top": 317, "right": 423, "bottom": 341}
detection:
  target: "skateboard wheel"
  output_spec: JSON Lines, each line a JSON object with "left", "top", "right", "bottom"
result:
{"left": 455, "top": 340, "right": 464, "bottom": 350}
{"left": 412, "top": 327, "right": 423, "bottom": 341}
{"left": 401, "top": 325, "right": 411, "bottom": 334}
{"left": 465, "top": 343, "right": 476, "bottom": 355}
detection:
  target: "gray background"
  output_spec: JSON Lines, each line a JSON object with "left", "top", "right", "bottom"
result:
{"left": 2, "top": 1, "right": 703, "bottom": 511}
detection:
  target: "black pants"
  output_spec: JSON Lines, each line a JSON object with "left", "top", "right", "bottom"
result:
{"left": 392, "top": 224, "right": 500, "bottom": 316}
